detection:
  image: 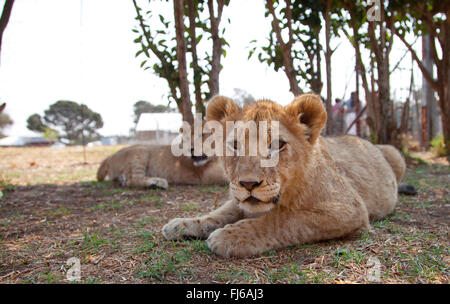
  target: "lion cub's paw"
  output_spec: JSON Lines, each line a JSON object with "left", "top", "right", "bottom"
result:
{"left": 162, "top": 218, "right": 205, "bottom": 241}
{"left": 206, "top": 228, "right": 258, "bottom": 258}
{"left": 145, "top": 177, "right": 168, "bottom": 189}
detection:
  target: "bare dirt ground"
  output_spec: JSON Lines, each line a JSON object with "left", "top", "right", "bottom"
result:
{"left": 0, "top": 146, "right": 448, "bottom": 284}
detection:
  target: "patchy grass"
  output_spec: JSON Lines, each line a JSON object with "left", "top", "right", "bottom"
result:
{"left": 0, "top": 146, "right": 448, "bottom": 283}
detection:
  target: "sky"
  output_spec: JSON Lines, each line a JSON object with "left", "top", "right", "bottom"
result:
{"left": 0, "top": 0, "right": 420, "bottom": 137}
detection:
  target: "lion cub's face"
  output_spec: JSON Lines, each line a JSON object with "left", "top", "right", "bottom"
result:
{"left": 206, "top": 94, "right": 327, "bottom": 215}
{"left": 189, "top": 130, "right": 212, "bottom": 167}
{"left": 179, "top": 120, "right": 216, "bottom": 167}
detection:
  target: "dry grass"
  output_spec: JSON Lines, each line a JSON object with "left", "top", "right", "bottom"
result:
{"left": 0, "top": 146, "right": 448, "bottom": 284}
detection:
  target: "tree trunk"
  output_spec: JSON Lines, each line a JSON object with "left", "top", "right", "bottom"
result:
{"left": 376, "top": 52, "right": 391, "bottom": 144}
{"left": 355, "top": 60, "right": 361, "bottom": 136}
{"left": 0, "top": 0, "right": 14, "bottom": 63}
{"left": 393, "top": 11, "right": 449, "bottom": 160}
{"left": 446, "top": 42, "right": 450, "bottom": 162}
{"left": 174, "top": 0, "right": 194, "bottom": 125}
{"left": 367, "top": 14, "right": 395, "bottom": 145}
{"left": 324, "top": 0, "right": 332, "bottom": 135}
{"left": 344, "top": 10, "right": 373, "bottom": 138}
{"left": 284, "top": 54, "right": 302, "bottom": 96}
{"left": 267, "top": 0, "right": 301, "bottom": 96}
{"left": 442, "top": 105, "right": 450, "bottom": 162}
{"left": 312, "top": 30, "right": 322, "bottom": 95}
{"left": 437, "top": 80, "right": 450, "bottom": 161}
{"left": 188, "top": 0, "right": 204, "bottom": 116}
{"left": 208, "top": 0, "right": 224, "bottom": 98}
{"left": 422, "top": 34, "right": 439, "bottom": 147}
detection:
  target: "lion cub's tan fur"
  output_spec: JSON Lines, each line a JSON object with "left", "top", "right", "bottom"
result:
{"left": 97, "top": 144, "right": 228, "bottom": 188}
{"left": 162, "top": 94, "right": 406, "bottom": 258}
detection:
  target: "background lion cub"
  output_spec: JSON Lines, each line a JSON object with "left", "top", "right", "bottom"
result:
{"left": 97, "top": 144, "right": 228, "bottom": 188}
{"left": 163, "top": 94, "right": 406, "bottom": 258}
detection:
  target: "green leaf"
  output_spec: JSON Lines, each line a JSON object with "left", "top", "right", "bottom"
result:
{"left": 142, "top": 45, "right": 150, "bottom": 57}
{"left": 135, "top": 49, "right": 143, "bottom": 58}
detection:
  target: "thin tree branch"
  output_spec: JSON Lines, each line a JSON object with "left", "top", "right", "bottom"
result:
{"left": 389, "top": 37, "right": 418, "bottom": 74}
{"left": 285, "top": 0, "right": 293, "bottom": 47}
{"left": 393, "top": 27, "right": 439, "bottom": 91}
{"left": 267, "top": 0, "right": 286, "bottom": 48}
{"left": 132, "top": 0, "right": 180, "bottom": 104}
{"left": 0, "top": 0, "right": 15, "bottom": 63}
{"left": 345, "top": 105, "right": 367, "bottom": 134}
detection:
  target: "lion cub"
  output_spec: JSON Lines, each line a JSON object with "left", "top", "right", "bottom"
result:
{"left": 97, "top": 144, "right": 228, "bottom": 188}
{"left": 163, "top": 94, "right": 406, "bottom": 258}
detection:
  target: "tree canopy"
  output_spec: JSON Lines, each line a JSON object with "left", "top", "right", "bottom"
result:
{"left": 27, "top": 100, "right": 103, "bottom": 145}
{"left": 0, "top": 110, "right": 13, "bottom": 138}
{"left": 133, "top": 100, "right": 176, "bottom": 124}
{"left": 26, "top": 114, "right": 46, "bottom": 133}
{"left": 132, "top": 0, "right": 230, "bottom": 122}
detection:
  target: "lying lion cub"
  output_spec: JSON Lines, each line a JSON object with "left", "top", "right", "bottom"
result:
{"left": 97, "top": 144, "right": 228, "bottom": 188}
{"left": 162, "top": 94, "right": 406, "bottom": 258}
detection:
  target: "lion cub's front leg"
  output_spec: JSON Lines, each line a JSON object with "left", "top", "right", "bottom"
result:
{"left": 206, "top": 201, "right": 369, "bottom": 258}
{"left": 162, "top": 200, "right": 244, "bottom": 241}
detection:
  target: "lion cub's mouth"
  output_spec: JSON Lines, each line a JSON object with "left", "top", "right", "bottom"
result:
{"left": 192, "top": 154, "right": 209, "bottom": 167}
{"left": 238, "top": 194, "right": 280, "bottom": 215}
{"left": 244, "top": 196, "right": 261, "bottom": 203}
{"left": 243, "top": 194, "right": 280, "bottom": 205}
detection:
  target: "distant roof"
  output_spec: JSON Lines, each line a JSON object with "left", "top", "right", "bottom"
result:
{"left": 0, "top": 136, "right": 51, "bottom": 146}
{"left": 136, "top": 113, "right": 183, "bottom": 133}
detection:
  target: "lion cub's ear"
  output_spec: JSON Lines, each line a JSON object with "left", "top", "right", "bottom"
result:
{"left": 206, "top": 96, "right": 241, "bottom": 123}
{"left": 284, "top": 94, "right": 327, "bottom": 144}
{"left": 0, "top": 103, "right": 5, "bottom": 113}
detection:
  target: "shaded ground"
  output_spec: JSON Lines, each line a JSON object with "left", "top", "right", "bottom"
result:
{"left": 0, "top": 146, "right": 448, "bottom": 283}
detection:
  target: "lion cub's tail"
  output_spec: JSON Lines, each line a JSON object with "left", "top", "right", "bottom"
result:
{"left": 97, "top": 157, "right": 110, "bottom": 181}
{"left": 376, "top": 145, "right": 418, "bottom": 195}
{"left": 376, "top": 145, "right": 406, "bottom": 183}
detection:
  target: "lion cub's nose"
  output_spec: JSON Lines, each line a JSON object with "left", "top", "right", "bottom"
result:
{"left": 239, "top": 180, "right": 262, "bottom": 191}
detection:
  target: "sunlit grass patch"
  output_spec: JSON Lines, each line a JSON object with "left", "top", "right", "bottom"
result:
{"left": 181, "top": 202, "right": 201, "bottom": 212}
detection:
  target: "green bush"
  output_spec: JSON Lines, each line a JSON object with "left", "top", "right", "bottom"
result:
{"left": 430, "top": 135, "right": 447, "bottom": 157}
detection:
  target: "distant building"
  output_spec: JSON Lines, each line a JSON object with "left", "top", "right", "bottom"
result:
{"left": 0, "top": 136, "right": 53, "bottom": 147}
{"left": 87, "top": 137, "right": 119, "bottom": 147}
{"left": 135, "top": 113, "right": 183, "bottom": 144}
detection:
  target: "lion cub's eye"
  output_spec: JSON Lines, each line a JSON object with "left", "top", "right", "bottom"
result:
{"left": 269, "top": 140, "right": 287, "bottom": 152}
